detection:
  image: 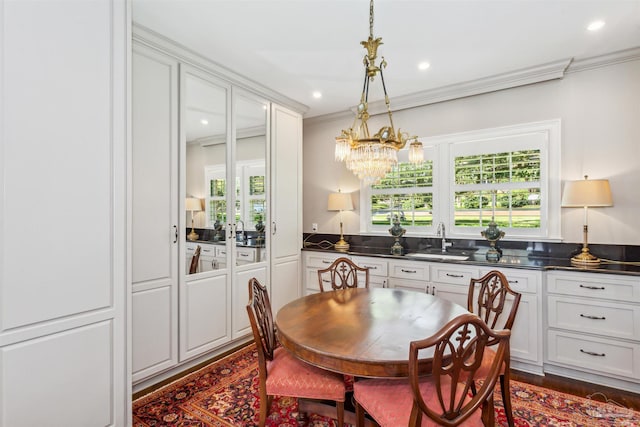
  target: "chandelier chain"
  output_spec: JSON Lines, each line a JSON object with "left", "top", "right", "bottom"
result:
{"left": 369, "top": 0, "right": 374, "bottom": 39}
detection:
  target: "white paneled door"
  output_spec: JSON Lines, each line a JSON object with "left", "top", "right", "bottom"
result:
{"left": 0, "top": 1, "right": 129, "bottom": 426}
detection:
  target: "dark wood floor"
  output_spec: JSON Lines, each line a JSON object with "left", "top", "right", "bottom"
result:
{"left": 512, "top": 369, "right": 640, "bottom": 411}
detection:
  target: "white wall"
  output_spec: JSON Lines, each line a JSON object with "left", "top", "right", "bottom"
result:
{"left": 303, "top": 58, "right": 640, "bottom": 245}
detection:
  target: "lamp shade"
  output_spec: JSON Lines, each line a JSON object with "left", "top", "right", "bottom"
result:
{"left": 186, "top": 197, "right": 203, "bottom": 212}
{"left": 327, "top": 192, "right": 353, "bottom": 211}
{"left": 561, "top": 178, "right": 613, "bottom": 207}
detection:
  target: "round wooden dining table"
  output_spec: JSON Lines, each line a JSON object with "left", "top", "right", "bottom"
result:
{"left": 275, "top": 287, "right": 470, "bottom": 378}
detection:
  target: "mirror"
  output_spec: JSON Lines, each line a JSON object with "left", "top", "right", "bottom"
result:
{"left": 184, "top": 71, "right": 267, "bottom": 273}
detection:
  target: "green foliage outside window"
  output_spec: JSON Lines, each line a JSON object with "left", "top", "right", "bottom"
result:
{"left": 454, "top": 150, "right": 541, "bottom": 228}
{"left": 370, "top": 161, "right": 434, "bottom": 227}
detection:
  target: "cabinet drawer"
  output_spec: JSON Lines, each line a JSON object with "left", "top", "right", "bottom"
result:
{"left": 236, "top": 247, "right": 255, "bottom": 262}
{"left": 199, "top": 245, "right": 215, "bottom": 257}
{"left": 548, "top": 296, "right": 640, "bottom": 340}
{"left": 305, "top": 252, "right": 345, "bottom": 269}
{"left": 479, "top": 267, "right": 540, "bottom": 294}
{"left": 389, "top": 261, "right": 429, "bottom": 281}
{"left": 388, "top": 277, "right": 427, "bottom": 293}
{"left": 351, "top": 256, "right": 388, "bottom": 277}
{"left": 547, "top": 271, "right": 640, "bottom": 303}
{"left": 431, "top": 264, "right": 478, "bottom": 286}
{"left": 547, "top": 330, "right": 640, "bottom": 380}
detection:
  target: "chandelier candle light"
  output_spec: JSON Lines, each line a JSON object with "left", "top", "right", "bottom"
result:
{"left": 335, "top": 0, "right": 424, "bottom": 185}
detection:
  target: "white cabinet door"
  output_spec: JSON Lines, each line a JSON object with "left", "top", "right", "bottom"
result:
{"left": 270, "top": 104, "right": 303, "bottom": 313}
{"left": 132, "top": 45, "right": 180, "bottom": 381}
{"left": 1, "top": 1, "right": 128, "bottom": 424}
{"left": 234, "top": 266, "right": 268, "bottom": 339}
{"left": 180, "top": 274, "right": 230, "bottom": 360}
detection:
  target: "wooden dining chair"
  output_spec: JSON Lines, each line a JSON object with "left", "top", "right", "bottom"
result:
{"left": 246, "top": 278, "right": 346, "bottom": 427}
{"left": 189, "top": 245, "right": 201, "bottom": 274}
{"left": 317, "top": 257, "right": 370, "bottom": 292}
{"left": 353, "top": 313, "right": 511, "bottom": 427}
{"left": 467, "top": 270, "right": 522, "bottom": 427}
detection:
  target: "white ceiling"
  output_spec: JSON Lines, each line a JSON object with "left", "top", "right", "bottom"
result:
{"left": 133, "top": 0, "right": 640, "bottom": 119}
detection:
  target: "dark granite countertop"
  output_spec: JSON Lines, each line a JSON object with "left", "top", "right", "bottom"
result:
{"left": 302, "top": 234, "right": 640, "bottom": 277}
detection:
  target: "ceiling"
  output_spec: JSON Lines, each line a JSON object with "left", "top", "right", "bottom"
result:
{"left": 133, "top": 0, "right": 640, "bottom": 119}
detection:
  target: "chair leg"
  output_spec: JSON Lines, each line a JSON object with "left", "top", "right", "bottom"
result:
{"left": 336, "top": 401, "right": 345, "bottom": 427}
{"left": 258, "top": 393, "right": 271, "bottom": 427}
{"left": 500, "top": 373, "right": 516, "bottom": 427}
{"left": 355, "top": 401, "right": 365, "bottom": 427}
{"left": 482, "top": 394, "right": 495, "bottom": 426}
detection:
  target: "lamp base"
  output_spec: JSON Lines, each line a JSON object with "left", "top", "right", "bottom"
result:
{"left": 188, "top": 229, "right": 199, "bottom": 241}
{"left": 334, "top": 237, "right": 350, "bottom": 252}
{"left": 570, "top": 247, "right": 601, "bottom": 267}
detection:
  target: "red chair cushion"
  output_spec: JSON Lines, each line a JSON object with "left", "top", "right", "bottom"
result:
{"left": 354, "top": 377, "right": 483, "bottom": 427}
{"left": 266, "top": 347, "right": 346, "bottom": 402}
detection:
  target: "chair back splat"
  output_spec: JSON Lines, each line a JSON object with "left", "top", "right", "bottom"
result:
{"left": 317, "top": 257, "right": 370, "bottom": 292}
{"left": 189, "top": 245, "right": 201, "bottom": 275}
{"left": 468, "top": 270, "right": 522, "bottom": 339}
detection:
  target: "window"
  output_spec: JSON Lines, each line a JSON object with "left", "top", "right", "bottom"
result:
{"left": 453, "top": 149, "right": 541, "bottom": 229}
{"left": 368, "top": 147, "right": 435, "bottom": 233}
{"left": 204, "top": 160, "right": 266, "bottom": 229}
{"left": 361, "top": 120, "right": 561, "bottom": 240}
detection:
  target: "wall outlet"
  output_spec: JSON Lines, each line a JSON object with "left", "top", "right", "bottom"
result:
{"left": 311, "top": 223, "right": 318, "bottom": 232}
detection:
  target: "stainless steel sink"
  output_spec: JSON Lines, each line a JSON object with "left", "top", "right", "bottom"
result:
{"left": 406, "top": 253, "right": 470, "bottom": 261}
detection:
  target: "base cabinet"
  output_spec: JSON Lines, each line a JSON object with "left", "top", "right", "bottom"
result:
{"left": 546, "top": 271, "right": 640, "bottom": 392}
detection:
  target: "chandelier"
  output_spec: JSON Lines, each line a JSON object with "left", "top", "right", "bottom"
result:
{"left": 335, "top": 0, "right": 423, "bottom": 185}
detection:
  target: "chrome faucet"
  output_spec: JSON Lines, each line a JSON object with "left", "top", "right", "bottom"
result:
{"left": 437, "top": 222, "right": 453, "bottom": 253}
{"left": 236, "top": 220, "right": 247, "bottom": 243}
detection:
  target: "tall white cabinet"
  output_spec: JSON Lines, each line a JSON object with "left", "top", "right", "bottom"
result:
{"left": 132, "top": 29, "right": 303, "bottom": 388}
{"left": 0, "top": 1, "right": 129, "bottom": 425}
{"left": 131, "top": 44, "right": 180, "bottom": 383}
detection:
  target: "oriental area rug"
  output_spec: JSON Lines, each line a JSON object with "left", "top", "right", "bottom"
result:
{"left": 133, "top": 344, "right": 640, "bottom": 426}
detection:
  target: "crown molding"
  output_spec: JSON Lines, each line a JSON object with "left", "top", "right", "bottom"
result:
{"left": 565, "top": 46, "right": 640, "bottom": 74}
{"left": 363, "top": 58, "right": 572, "bottom": 116}
{"left": 132, "top": 23, "right": 309, "bottom": 115}
{"left": 306, "top": 46, "right": 640, "bottom": 126}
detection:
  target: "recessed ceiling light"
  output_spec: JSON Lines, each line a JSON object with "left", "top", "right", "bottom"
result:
{"left": 587, "top": 20, "right": 605, "bottom": 31}
{"left": 418, "top": 61, "right": 431, "bottom": 71}
{"left": 312, "top": 91, "right": 322, "bottom": 99}
{"left": 200, "top": 119, "right": 209, "bottom": 125}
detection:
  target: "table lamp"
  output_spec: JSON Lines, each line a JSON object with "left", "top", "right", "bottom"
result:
{"left": 186, "top": 197, "right": 203, "bottom": 241}
{"left": 561, "top": 175, "right": 613, "bottom": 267}
{"left": 328, "top": 190, "right": 353, "bottom": 251}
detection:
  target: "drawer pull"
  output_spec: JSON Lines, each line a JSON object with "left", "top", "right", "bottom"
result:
{"left": 202, "top": 249, "right": 212, "bottom": 253}
{"left": 322, "top": 260, "right": 332, "bottom": 264}
{"left": 446, "top": 273, "right": 464, "bottom": 278}
{"left": 363, "top": 265, "right": 377, "bottom": 269}
{"left": 580, "top": 314, "right": 606, "bottom": 320}
{"left": 580, "top": 349, "right": 605, "bottom": 357}
{"left": 240, "top": 253, "right": 249, "bottom": 257}
{"left": 401, "top": 269, "right": 417, "bottom": 274}
{"left": 579, "top": 284, "right": 605, "bottom": 290}
{"left": 508, "top": 280, "right": 519, "bottom": 284}
{"left": 322, "top": 279, "right": 331, "bottom": 283}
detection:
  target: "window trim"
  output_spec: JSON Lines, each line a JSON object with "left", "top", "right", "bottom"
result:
{"left": 360, "top": 119, "right": 562, "bottom": 241}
